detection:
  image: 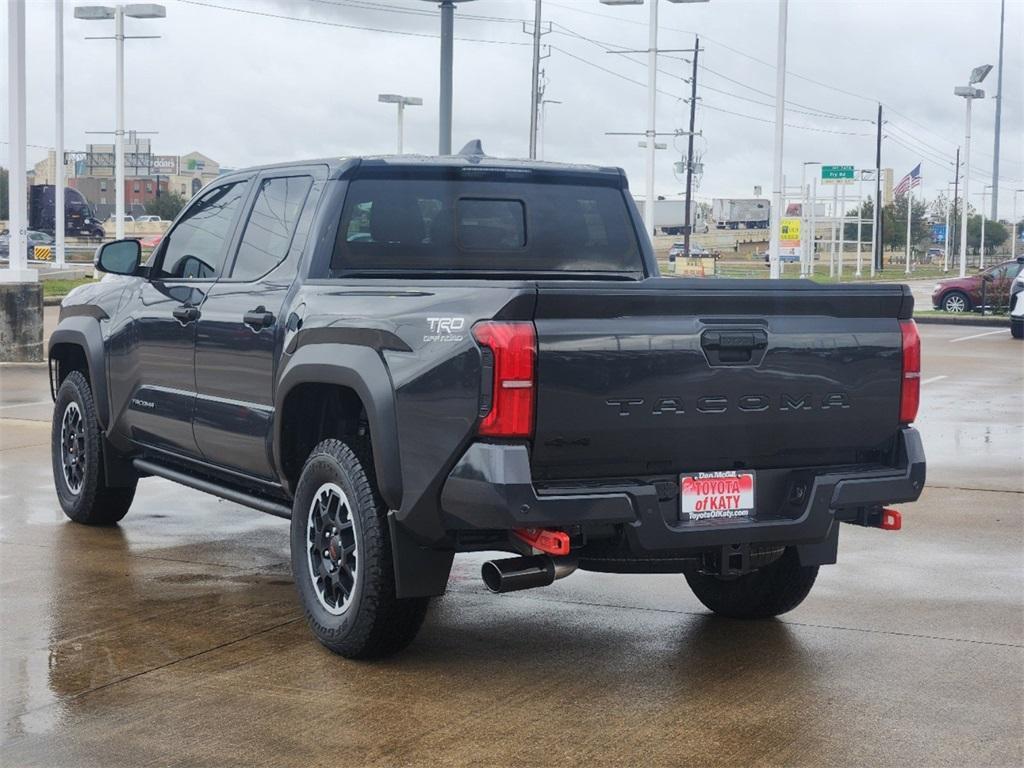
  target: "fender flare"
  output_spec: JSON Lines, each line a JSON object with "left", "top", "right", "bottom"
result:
{"left": 48, "top": 315, "right": 110, "bottom": 429}
{"left": 274, "top": 343, "right": 402, "bottom": 510}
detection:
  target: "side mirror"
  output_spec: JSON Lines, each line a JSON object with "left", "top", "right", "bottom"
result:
{"left": 95, "top": 239, "right": 141, "bottom": 275}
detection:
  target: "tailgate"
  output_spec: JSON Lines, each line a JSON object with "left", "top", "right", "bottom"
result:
{"left": 530, "top": 279, "right": 912, "bottom": 480}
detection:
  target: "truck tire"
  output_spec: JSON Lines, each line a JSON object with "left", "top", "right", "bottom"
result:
{"left": 51, "top": 371, "right": 136, "bottom": 525}
{"left": 684, "top": 548, "right": 818, "bottom": 619}
{"left": 290, "top": 439, "right": 430, "bottom": 659}
{"left": 1011, "top": 317, "right": 1023, "bottom": 339}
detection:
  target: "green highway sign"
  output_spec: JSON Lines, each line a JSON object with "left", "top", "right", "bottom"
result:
{"left": 821, "top": 165, "right": 855, "bottom": 184}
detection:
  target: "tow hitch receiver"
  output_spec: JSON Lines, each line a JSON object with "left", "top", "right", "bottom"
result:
{"left": 513, "top": 528, "right": 571, "bottom": 556}
{"left": 846, "top": 506, "right": 903, "bottom": 530}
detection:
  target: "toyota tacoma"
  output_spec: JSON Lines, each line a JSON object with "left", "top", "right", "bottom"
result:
{"left": 49, "top": 145, "right": 926, "bottom": 658}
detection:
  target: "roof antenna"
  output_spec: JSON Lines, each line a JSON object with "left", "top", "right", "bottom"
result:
{"left": 457, "top": 139, "right": 486, "bottom": 158}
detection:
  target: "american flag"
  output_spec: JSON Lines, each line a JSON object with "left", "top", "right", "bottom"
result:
{"left": 894, "top": 163, "right": 922, "bottom": 197}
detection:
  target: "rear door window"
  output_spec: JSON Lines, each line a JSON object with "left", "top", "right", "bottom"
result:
{"left": 231, "top": 175, "right": 313, "bottom": 281}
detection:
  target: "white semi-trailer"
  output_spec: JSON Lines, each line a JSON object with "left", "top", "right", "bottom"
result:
{"left": 712, "top": 198, "right": 770, "bottom": 230}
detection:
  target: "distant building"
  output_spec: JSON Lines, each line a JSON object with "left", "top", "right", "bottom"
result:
{"left": 167, "top": 151, "right": 220, "bottom": 199}
{"left": 30, "top": 144, "right": 223, "bottom": 219}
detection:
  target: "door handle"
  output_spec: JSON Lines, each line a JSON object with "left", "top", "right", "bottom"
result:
{"left": 172, "top": 305, "right": 201, "bottom": 324}
{"left": 243, "top": 307, "right": 275, "bottom": 331}
{"left": 701, "top": 329, "right": 768, "bottom": 365}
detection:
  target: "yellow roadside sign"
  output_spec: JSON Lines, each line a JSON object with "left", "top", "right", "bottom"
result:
{"left": 33, "top": 245, "right": 54, "bottom": 261}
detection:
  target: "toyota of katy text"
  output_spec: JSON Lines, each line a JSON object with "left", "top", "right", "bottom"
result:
{"left": 48, "top": 147, "right": 926, "bottom": 658}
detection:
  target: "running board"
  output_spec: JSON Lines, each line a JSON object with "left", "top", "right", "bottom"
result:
{"left": 132, "top": 458, "right": 292, "bottom": 519}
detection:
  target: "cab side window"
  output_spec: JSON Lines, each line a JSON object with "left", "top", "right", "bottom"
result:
{"left": 231, "top": 176, "right": 313, "bottom": 281}
{"left": 154, "top": 181, "right": 249, "bottom": 280}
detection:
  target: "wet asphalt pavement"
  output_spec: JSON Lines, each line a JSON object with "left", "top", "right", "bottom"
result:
{"left": 1, "top": 323, "right": 1021, "bottom": 767}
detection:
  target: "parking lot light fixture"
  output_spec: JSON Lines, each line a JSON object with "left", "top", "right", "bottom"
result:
{"left": 954, "top": 64, "right": 991, "bottom": 278}
{"left": 74, "top": 3, "right": 165, "bottom": 241}
{"left": 598, "top": 0, "right": 710, "bottom": 238}
{"left": 378, "top": 94, "right": 423, "bottom": 154}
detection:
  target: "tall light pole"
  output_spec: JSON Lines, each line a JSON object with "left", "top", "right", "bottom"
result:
{"left": 56, "top": 0, "right": 66, "bottom": 268}
{"left": 800, "top": 163, "right": 820, "bottom": 278}
{"left": 75, "top": 3, "right": 166, "bottom": 241}
{"left": 767, "top": 0, "right": 789, "bottom": 280}
{"left": 378, "top": 94, "right": 423, "bottom": 154}
{"left": 2, "top": 0, "right": 34, "bottom": 283}
{"left": 1013, "top": 190, "right": 1023, "bottom": 260}
{"left": 991, "top": 0, "right": 1005, "bottom": 220}
{"left": 600, "top": 0, "right": 709, "bottom": 238}
{"left": 943, "top": 181, "right": 954, "bottom": 273}
{"left": 978, "top": 185, "right": 992, "bottom": 268}
{"left": 954, "top": 64, "right": 992, "bottom": 278}
{"left": 423, "top": 0, "right": 473, "bottom": 155}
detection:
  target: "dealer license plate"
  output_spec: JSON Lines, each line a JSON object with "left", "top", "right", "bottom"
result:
{"left": 680, "top": 471, "right": 755, "bottom": 522}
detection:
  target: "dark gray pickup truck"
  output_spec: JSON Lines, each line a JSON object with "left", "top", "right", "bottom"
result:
{"left": 49, "top": 147, "right": 925, "bottom": 658}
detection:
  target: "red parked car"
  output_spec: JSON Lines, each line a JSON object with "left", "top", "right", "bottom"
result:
{"left": 931, "top": 258, "right": 1024, "bottom": 312}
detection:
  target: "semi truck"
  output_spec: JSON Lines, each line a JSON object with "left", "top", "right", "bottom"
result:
{"left": 29, "top": 185, "right": 105, "bottom": 238}
{"left": 712, "top": 198, "right": 770, "bottom": 230}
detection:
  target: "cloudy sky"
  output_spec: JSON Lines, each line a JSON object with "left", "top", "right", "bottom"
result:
{"left": 3, "top": 0, "right": 1022, "bottom": 218}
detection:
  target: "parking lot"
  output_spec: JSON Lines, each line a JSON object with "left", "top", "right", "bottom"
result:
{"left": 1, "top": 322, "right": 1021, "bottom": 767}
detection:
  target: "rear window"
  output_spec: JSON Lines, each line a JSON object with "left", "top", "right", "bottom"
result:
{"left": 331, "top": 176, "right": 641, "bottom": 275}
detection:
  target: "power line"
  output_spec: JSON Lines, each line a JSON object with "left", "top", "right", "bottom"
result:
{"left": 176, "top": 0, "right": 530, "bottom": 45}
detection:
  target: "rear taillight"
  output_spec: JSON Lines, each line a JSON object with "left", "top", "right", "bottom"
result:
{"left": 899, "top": 319, "right": 920, "bottom": 424}
{"left": 473, "top": 321, "right": 536, "bottom": 438}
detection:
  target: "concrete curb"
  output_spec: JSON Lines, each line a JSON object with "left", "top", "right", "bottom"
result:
{"left": 44, "top": 296, "right": 64, "bottom": 306}
{"left": 914, "top": 314, "right": 1009, "bottom": 328}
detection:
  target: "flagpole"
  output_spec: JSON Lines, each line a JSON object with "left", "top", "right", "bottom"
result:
{"left": 904, "top": 166, "right": 914, "bottom": 275}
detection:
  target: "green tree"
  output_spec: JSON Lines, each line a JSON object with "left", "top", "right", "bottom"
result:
{"left": 880, "top": 195, "right": 930, "bottom": 250}
{"left": 145, "top": 193, "right": 186, "bottom": 221}
{"left": 966, "top": 215, "right": 1008, "bottom": 254}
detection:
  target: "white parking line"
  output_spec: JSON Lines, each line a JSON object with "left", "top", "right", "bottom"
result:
{"left": 0, "top": 399, "right": 52, "bottom": 411}
{"left": 921, "top": 375, "right": 948, "bottom": 385}
{"left": 949, "top": 329, "right": 1007, "bottom": 343}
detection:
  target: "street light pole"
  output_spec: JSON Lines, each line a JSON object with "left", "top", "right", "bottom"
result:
{"left": 979, "top": 185, "right": 992, "bottom": 268}
{"left": 2, "top": 0, "right": 34, "bottom": 283}
{"left": 56, "top": 0, "right": 66, "bottom": 268}
{"left": 378, "top": 94, "right": 423, "bottom": 154}
{"left": 75, "top": 3, "right": 166, "bottom": 241}
{"left": 1013, "top": 190, "right": 1023, "bottom": 260}
{"left": 767, "top": 0, "right": 788, "bottom": 280}
{"left": 114, "top": 5, "right": 125, "bottom": 240}
{"left": 954, "top": 65, "right": 991, "bottom": 278}
{"left": 600, "top": 0, "right": 709, "bottom": 238}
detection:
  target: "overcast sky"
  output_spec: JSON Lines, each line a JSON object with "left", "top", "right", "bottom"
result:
{"left": 3, "top": 0, "right": 1022, "bottom": 218}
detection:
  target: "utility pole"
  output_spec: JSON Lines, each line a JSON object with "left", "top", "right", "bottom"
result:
{"left": 528, "top": 0, "right": 542, "bottom": 159}
{"left": 991, "top": 0, "right": 1005, "bottom": 219}
{"left": 682, "top": 35, "right": 699, "bottom": 259}
{"left": 767, "top": 0, "right": 789, "bottom": 280}
{"left": 643, "top": 0, "right": 659, "bottom": 238}
{"left": 874, "top": 103, "right": 883, "bottom": 273}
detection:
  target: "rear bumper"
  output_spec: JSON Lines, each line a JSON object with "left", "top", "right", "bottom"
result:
{"left": 439, "top": 428, "right": 926, "bottom": 554}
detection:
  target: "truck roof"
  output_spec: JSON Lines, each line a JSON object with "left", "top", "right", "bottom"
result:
{"left": 227, "top": 144, "right": 626, "bottom": 185}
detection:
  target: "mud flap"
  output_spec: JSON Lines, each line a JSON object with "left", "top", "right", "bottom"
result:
{"left": 388, "top": 511, "right": 454, "bottom": 598}
{"left": 796, "top": 521, "right": 839, "bottom": 567}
